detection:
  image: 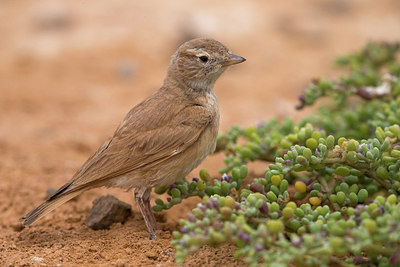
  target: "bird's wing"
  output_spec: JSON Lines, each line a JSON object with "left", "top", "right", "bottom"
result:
{"left": 64, "top": 103, "right": 214, "bottom": 191}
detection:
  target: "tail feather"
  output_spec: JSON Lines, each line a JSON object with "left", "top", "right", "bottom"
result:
{"left": 21, "top": 188, "right": 81, "bottom": 226}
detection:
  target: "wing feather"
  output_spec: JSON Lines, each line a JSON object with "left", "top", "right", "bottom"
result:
{"left": 66, "top": 101, "right": 213, "bottom": 191}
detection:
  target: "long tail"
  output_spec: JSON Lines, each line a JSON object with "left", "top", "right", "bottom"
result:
{"left": 21, "top": 182, "right": 82, "bottom": 226}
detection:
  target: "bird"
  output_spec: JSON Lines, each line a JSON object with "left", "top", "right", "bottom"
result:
{"left": 21, "top": 38, "right": 246, "bottom": 239}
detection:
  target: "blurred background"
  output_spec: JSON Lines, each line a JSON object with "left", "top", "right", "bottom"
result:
{"left": 1, "top": 0, "right": 400, "bottom": 264}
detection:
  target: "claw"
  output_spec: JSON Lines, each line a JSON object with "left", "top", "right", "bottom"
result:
{"left": 149, "top": 233, "right": 157, "bottom": 240}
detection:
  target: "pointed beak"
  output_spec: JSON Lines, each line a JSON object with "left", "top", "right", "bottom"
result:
{"left": 221, "top": 54, "right": 246, "bottom": 66}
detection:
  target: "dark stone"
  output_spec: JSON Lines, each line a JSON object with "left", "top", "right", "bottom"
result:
{"left": 85, "top": 195, "right": 132, "bottom": 230}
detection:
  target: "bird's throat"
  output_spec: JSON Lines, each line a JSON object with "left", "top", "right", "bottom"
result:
{"left": 186, "top": 78, "right": 216, "bottom": 93}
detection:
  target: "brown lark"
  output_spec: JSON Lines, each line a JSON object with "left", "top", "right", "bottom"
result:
{"left": 21, "top": 38, "right": 246, "bottom": 239}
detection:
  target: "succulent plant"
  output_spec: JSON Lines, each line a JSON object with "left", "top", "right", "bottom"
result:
{"left": 154, "top": 41, "right": 400, "bottom": 266}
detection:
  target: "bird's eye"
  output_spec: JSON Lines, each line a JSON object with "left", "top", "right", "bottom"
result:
{"left": 199, "top": 56, "right": 209, "bottom": 63}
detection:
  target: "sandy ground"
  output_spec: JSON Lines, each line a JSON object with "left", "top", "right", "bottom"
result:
{"left": 1, "top": 0, "right": 400, "bottom": 266}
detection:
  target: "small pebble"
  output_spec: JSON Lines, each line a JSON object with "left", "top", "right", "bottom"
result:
{"left": 145, "top": 251, "right": 158, "bottom": 260}
{"left": 10, "top": 221, "right": 24, "bottom": 232}
{"left": 31, "top": 256, "right": 44, "bottom": 263}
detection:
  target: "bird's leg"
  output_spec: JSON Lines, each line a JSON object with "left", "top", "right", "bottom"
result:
{"left": 142, "top": 189, "right": 158, "bottom": 231}
{"left": 134, "top": 188, "right": 157, "bottom": 240}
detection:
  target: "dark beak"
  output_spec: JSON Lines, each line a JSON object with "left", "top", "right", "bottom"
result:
{"left": 222, "top": 54, "right": 246, "bottom": 66}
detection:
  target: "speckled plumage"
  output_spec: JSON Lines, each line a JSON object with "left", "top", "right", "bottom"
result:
{"left": 21, "top": 38, "right": 245, "bottom": 239}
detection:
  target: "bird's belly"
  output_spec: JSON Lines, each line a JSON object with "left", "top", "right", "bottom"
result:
{"left": 151, "top": 121, "right": 218, "bottom": 187}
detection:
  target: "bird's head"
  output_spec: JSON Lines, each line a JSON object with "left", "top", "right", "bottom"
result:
{"left": 168, "top": 38, "right": 246, "bottom": 92}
